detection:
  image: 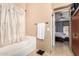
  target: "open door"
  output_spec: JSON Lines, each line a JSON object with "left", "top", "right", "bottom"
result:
{"left": 71, "top": 11, "right": 79, "bottom": 56}
{"left": 71, "top": 3, "right": 79, "bottom": 56}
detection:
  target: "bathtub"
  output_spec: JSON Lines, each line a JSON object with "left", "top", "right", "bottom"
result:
{"left": 0, "top": 36, "right": 36, "bottom": 56}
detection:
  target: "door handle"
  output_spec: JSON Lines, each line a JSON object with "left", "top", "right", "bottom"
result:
{"left": 72, "top": 33, "right": 79, "bottom": 38}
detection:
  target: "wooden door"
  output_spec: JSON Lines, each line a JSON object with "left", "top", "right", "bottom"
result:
{"left": 71, "top": 12, "right": 79, "bottom": 56}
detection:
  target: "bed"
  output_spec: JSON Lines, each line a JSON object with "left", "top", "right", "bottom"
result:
{"left": 0, "top": 36, "right": 36, "bottom": 56}
{"left": 55, "top": 32, "right": 68, "bottom": 42}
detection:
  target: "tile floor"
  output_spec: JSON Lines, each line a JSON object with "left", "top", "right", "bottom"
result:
{"left": 28, "top": 41, "right": 74, "bottom": 56}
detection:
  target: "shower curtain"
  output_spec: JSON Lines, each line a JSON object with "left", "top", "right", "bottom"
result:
{"left": 0, "top": 4, "right": 25, "bottom": 46}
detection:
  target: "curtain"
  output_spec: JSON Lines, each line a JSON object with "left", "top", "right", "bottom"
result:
{"left": 0, "top": 4, "right": 25, "bottom": 46}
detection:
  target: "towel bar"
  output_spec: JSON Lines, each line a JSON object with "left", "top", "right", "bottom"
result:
{"left": 35, "top": 22, "right": 48, "bottom": 25}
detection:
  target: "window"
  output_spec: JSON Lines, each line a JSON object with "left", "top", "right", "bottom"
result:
{"left": 63, "top": 26, "right": 69, "bottom": 37}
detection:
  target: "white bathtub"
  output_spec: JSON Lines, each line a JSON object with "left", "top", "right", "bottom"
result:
{"left": 0, "top": 36, "right": 36, "bottom": 56}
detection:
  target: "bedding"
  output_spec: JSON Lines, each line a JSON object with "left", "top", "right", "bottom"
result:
{"left": 55, "top": 32, "right": 69, "bottom": 42}
{"left": 55, "top": 32, "right": 65, "bottom": 39}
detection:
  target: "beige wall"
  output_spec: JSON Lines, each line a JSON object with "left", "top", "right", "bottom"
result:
{"left": 15, "top": 3, "right": 26, "bottom": 9}
{"left": 26, "top": 4, "right": 52, "bottom": 52}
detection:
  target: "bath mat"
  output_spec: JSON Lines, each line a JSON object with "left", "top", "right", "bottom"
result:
{"left": 37, "top": 50, "right": 45, "bottom": 55}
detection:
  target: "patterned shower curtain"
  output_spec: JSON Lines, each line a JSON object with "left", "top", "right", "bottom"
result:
{"left": 0, "top": 4, "right": 25, "bottom": 46}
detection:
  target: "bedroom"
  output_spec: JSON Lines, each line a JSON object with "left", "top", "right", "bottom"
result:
{"left": 55, "top": 10, "right": 70, "bottom": 46}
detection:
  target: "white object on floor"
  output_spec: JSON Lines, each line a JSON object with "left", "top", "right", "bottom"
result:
{"left": 37, "top": 23, "right": 46, "bottom": 40}
{"left": 0, "top": 36, "right": 36, "bottom": 56}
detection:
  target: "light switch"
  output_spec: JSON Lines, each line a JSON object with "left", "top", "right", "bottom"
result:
{"left": 47, "top": 28, "right": 50, "bottom": 31}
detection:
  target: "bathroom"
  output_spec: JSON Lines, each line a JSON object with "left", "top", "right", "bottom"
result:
{"left": 0, "top": 3, "right": 75, "bottom": 56}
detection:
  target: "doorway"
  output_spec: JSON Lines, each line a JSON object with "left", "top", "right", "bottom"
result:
{"left": 51, "top": 5, "right": 73, "bottom": 55}
{"left": 54, "top": 10, "right": 70, "bottom": 47}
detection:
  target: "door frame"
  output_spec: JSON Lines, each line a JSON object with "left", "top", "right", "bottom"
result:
{"left": 51, "top": 4, "right": 72, "bottom": 48}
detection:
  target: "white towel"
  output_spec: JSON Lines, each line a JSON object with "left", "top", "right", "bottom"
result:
{"left": 37, "top": 23, "right": 46, "bottom": 40}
